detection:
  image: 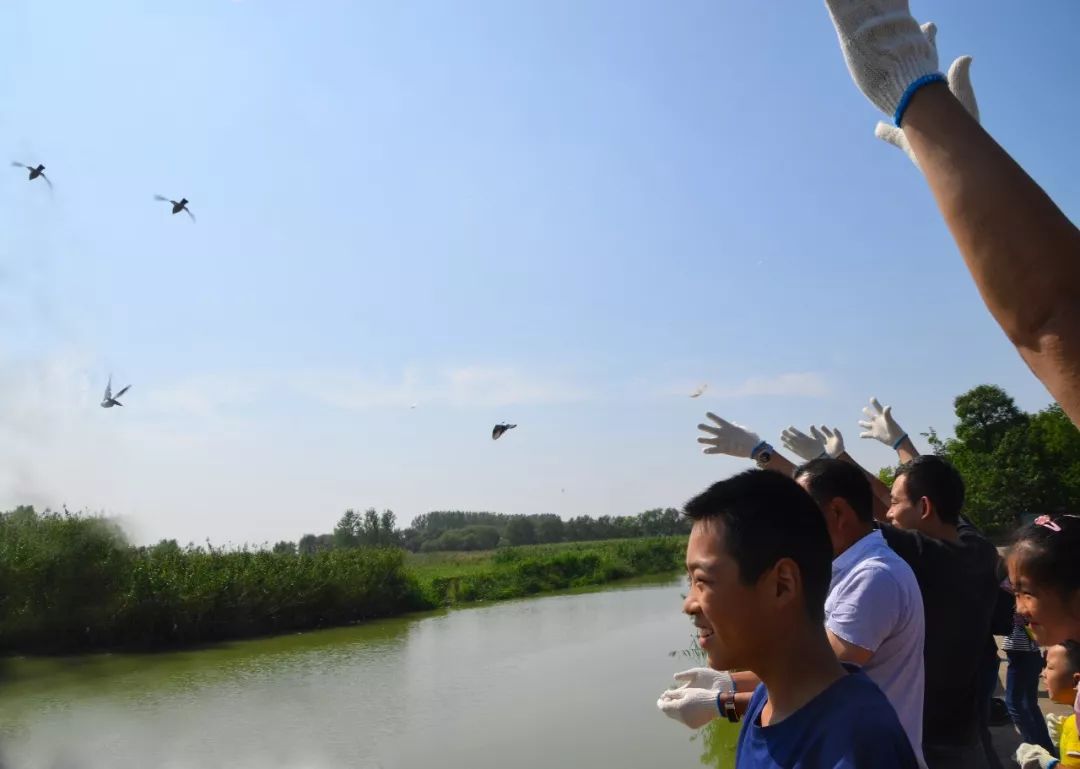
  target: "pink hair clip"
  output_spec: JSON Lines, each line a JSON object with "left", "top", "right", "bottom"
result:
{"left": 1034, "top": 514, "right": 1062, "bottom": 532}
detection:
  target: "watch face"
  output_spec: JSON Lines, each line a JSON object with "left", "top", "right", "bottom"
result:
{"left": 756, "top": 451, "right": 772, "bottom": 465}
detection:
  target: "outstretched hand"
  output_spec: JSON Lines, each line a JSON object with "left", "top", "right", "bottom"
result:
{"left": 858, "top": 398, "right": 908, "bottom": 450}
{"left": 697, "top": 414, "right": 767, "bottom": 459}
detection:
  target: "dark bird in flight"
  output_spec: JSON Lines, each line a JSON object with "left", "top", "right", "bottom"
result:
{"left": 492, "top": 423, "right": 517, "bottom": 441}
{"left": 11, "top": 162, "right": 52, "bottom": 190}
{"left": 155, "top": 195, "right": 195, "bottom": 221}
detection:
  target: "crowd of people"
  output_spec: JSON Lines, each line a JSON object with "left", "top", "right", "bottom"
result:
{"left": 652, "top": 1, "right": 1080, "bottom": 767}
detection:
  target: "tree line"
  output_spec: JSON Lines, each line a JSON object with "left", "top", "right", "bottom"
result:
{"left": 274, "top": 506, "right": 692, "bottom": 555}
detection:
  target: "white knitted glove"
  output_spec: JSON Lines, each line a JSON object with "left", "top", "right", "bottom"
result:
{"left": 819, "top": 426, "right": 846, "bottom": 458}
{"left": 656, "top": 686, "right": 721, "bottom": 729}
{"left": 1046, "top": 712, "right": 1065, "bottom": 747}
{"left": 782, "top": 426, "right": 827, "bottom": 461}
{"left": 782, "top": 426, "right": 846, "bottom": 461}
{"left": 824, "top": 0, "right": 941, "bottom": 122}
{"left": 875, "top": 23, "right": 980, "bottom": 169}
{"left": 698, "top": 413, "right": 769, "bottom": 460}
{"left": 1014, "top": 742, "right": 1059, "bottom": 769}
{"left": 672, "top": 667, "right": 734, "bottom": 693}
{"left": 858, "top": 398, "right": 908, "bottom": 450}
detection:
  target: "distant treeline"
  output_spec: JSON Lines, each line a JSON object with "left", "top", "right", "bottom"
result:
{"left": 0, "top": 506, "right": 685, "bottom": 655}
{"left": 277, "top": 507, "right": 691, "bottom": 555}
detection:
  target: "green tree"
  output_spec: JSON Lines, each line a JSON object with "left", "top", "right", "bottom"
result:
{"left": 505, "top": 517, "right": 537, "bottom": 546}
{"left": 953, "top": 385, "right": 1028, "bottom": 453}
{"left": 333, "top": 510, "right": 361, "bottom": 549}
{"left": 272, "top": 540, "right": 297, "bottom": 555}
{"left": 910, "top": 386, "right": 1080, "bottom": 534}
{"left": 534, "top": 514, "right": 565, "bottom": 543}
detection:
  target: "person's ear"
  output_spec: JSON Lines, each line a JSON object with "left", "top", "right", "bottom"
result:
{"left": 771, "top": 558, "right": 802, "bottom": 612}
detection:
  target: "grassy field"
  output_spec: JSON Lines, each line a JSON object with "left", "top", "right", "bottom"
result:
{"left": 408, "top": 537, "right": 688, "bottom": 605}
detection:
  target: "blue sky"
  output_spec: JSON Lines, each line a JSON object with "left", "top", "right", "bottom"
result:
{"left": 1, "top": 0, "right": 1077, "bottom": 546}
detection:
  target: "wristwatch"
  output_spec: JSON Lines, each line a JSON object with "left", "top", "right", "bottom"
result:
{"left": 715, "top": 671, "right": 739, "bottom": 723}
{"left": 751, "top": 441, "right": 774, "bottom": 468}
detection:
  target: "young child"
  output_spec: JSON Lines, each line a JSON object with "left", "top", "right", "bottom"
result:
{"left": 1015, "top": 640, "right": 1080, "bottom": 768}
{"left": 1047, "top": 642, "right": 1080, "bottom": 767}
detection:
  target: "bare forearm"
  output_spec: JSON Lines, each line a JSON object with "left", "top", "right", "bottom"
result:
{"left": 895, "top": 436, "right": 920, "bottom": 464}
{"left": 903, "top": 83, "right": 1080, "bottom": 424}
{"left": 758, "top": 452, "right": 798, "bottom": 478}
{"left": 838, "top": 452, "right": 890, "bottom": 521}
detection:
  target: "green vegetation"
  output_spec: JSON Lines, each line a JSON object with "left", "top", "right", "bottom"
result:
{"left": 283, "top": 506, "right": 691, "bottom": 555}
{"left": 878, "top": 384, "right": 1080, "bottom": 534}
{"left": 0, "top": 507, "right": 685, "bottom": 656}
{"left": 414, "top": 537, "right": 687, "bottom": 604}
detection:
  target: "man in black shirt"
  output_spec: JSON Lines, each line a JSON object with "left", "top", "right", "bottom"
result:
{"left": 881, "top": 456, "right": 1001, "bottom": 769}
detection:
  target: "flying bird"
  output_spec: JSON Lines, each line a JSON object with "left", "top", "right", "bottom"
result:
{"left": 689, "top": 383, "right": 708, "bottom": 398}
{"left": 154, "top": 195, "right": 195, "bottom": 221}
{"left": 492, "top": 423, "right": 517, "bottom": 440}
{"left": 101, "top": 377, "right": 132, "bottom": 408}
{"left": 11, "top": 162, "right": 53, "bottom": 190}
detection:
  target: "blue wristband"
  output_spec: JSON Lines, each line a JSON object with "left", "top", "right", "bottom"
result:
{"left": 891, "top": 434, "right": 908, "bottom": 451}
{"left": 750, "top": 441, "right": 771, "bottom": 461}
{"left": 894, "top": 73, "right": 946, "bottom": 127}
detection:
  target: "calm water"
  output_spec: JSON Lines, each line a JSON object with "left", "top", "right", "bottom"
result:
{"left": 0, "top": 577, "right": 738, "bottom": 769}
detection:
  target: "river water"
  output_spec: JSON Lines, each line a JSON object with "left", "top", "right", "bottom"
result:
{"left": 0, "top": 577, "right": 737, "bottom": 769}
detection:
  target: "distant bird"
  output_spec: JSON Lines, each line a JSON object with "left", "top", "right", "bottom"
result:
{"left": 154, "top": 195, "right": 195, "bottom": 221}
{"left": 690, "top": 383, "right": 708, "bottom": 398}
{"left": 11, "top": 161, "right": 53, "bottom": 190}
{"left": 492, "top": 423, "right": 517, "bottom": 440}
{"left": 101, "top": 376, "right": 132, "bottom": 408}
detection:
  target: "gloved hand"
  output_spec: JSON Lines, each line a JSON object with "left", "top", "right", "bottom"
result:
{"left": 824, "top": 0, "right": 941, "bottom": 123}
{"left": 781, "top": 425, "right": 846, "bottom": 461}
{"left": 698, "top": 413, "right": 769, "bottom": 459}
{"left": 672, "top": 667, "right": 734, "bottom": 692}
{"left": 858, "top": 398, "right": 908, "bottom": 450}
{"left": 1015, "top": 742, "right": 1059, "bottom": 769}
{"left": 1046, "top": 712, "right": 1065, "bottom": 747}
{"left": 874, "top": 23, "right": 980, "bottom": 169}
{"left": 818, "top": 426, "right": 845, "bottom": 458}
{"left": 656, "top": 686, "right": 721, "bottom": 729}
{"left": 781, "top": 426, "right": 827, "bottom": 461}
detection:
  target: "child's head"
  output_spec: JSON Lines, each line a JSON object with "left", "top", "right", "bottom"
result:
{"left": 1044, "top": 641, "right": 1080, "bottom": 707}
{"left": 1007, "top": 513, "right": 1080, "bottom": 646}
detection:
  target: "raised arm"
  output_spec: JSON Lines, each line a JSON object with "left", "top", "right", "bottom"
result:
{"left": 902, "top": 88, "right": 1080, "bottom": 425}
{"left": 825, "top": 0, "right": 1080, "bottom": 427}
{"left": 858, "top": 397, "right": 919, "bottom": 463}
{"left": 697, "top": 412, "right": 798, "bottom": 477}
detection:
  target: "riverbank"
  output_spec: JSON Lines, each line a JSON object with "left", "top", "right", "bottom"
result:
{"left": 0, "top": 507, "right": 686, "bottom": 655}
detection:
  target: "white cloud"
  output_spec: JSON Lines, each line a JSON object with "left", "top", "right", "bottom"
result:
{"left": 141, "top": 374, "right": 262, "bottom": 419}
{"left": 700, "top": 372, "right": 830, "bottom": 399}
{"left": 293, "top": 364, "right": 591, "bottom": 410}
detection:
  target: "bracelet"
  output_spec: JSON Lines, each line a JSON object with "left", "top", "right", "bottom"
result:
{"left": 894, "top": 73, "right": 946, "bottom": 127}
{"left": 891, "top": 433, "right": 908, "bottom": 450}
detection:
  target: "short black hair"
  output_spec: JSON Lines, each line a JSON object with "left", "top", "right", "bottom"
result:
{"left": 683, "top": 469, "right": 833, "bottom": 622}
{"left": 794, "top": 458, "right": 875, "bottom": 525}
{"left": 895, "top": 455, "right": 966, "bottom": 526}
{"left": 1010, "top": 513, "right": 1080, "bottom": 602}
{"left": 1062, "top": 640, "right": 1080, "bottom": 675}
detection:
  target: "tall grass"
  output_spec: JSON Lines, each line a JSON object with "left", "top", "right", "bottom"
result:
{"left": 0, "top": 508, "right": 424, "bottom": 654}
{"left": 0, "top": 508, "right": 685, "bottom": 655}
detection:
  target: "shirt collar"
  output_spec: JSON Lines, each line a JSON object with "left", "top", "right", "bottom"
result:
{"left": 832, "top": 528, "right": 885, "bottom": 576}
